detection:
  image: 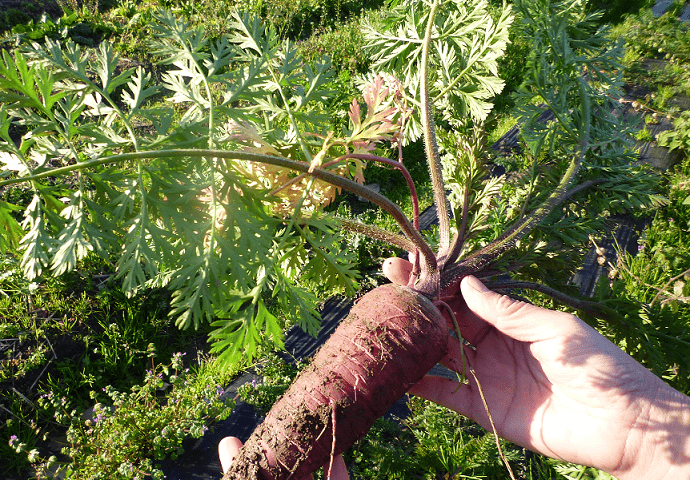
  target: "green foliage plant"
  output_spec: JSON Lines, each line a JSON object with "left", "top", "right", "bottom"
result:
{"left": 247, "top": 0, "right": 384, "bottom": 40}
{"left": 238, "top": 352, "right": 308, "bottom": 414}
{"left": 658, "top": 110, "right": 690, "bottom": 159}
{"left": 405, "top": 397, "right": 522, "bottom": 479}
{"left": 0, "top": 1, "right": 498, "bottom": 370}
{"left": 0, "top": 1, "right": 63, "bottom": 34}
{"left": 601, "top": 154, "right": 690, "bottom": 391}
{"left": 635, "top": 124, "right": 655, "bottom": 142}
{"left": 612, "top": 7, "right": 690, "bottom": 107}
{"left": 57, "top": 0, "right": 101, "bottom": 17}
{"left": 0, "top": 9, "right": 33, "bottom": 32}
{"left": 0, "top": 259, "right": 218, "bottom": 478}
{"left": 10, "top": 352, "right": 235, "bottom": 479}
{"left": 297, "top": 20, "right": 370, "bottom": 74}
{"left": 615, "top": 7, "right": 690, "bottom": 65}
{"left": 587, "top": 0, "right": 652, "bottom": 24}
{"left": 0, "top": 10, "right": 377, "bottom": 366}
{"left": 363, "top": 0, "right": 515, "bottom": 137}
{"left": 3, "top": 10, "right": 114, "bottom": 46}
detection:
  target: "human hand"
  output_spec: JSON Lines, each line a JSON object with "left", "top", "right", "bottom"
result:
{"left": 218, "top": 436, "right": 350, "bottom": 480}
{"left": 383, "top": 257, "right": 690, "bottom": 480}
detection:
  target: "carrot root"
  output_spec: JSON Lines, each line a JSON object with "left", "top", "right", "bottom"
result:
{"left": 224, "top": 284, "right": 449, "bottom": 479}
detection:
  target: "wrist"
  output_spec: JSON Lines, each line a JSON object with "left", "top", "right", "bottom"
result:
{"left": 614, "top": 382, "right": 690, "bottom": 480}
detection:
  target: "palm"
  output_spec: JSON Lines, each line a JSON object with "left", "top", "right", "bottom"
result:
{"left": 416, "top": 280, "right": 663, "bottom": 473}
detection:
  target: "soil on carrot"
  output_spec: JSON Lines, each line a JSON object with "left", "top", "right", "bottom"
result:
{"left": 223, "top": 284, "right": 450, "bottom": 480}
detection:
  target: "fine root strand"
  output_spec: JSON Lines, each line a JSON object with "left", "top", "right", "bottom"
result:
{"left": 328, "top": 399, "right": 337, "bottom": 480}
{"left": 433, "top": 300, "right": 467, "bottom": 385}
{"left": 468, "top": 366, "right": 517, "bottom": 480}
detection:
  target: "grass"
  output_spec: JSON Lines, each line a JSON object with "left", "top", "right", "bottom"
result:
{"left": 1, "top": 0, "right": 690, "bottom": 478}
{"left": 487, "top": 114, "right": 519, "bottom": 146}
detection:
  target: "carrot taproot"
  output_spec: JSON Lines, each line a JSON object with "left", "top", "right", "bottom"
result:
{"left": 223, "top": 283, "right": 449, "bottom": 479}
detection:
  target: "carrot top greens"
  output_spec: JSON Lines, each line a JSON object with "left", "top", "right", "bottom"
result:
{"left": 0, "top": 0, "right": 665, "bottom": 368}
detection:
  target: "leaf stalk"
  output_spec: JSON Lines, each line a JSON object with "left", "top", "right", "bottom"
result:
{"left": 421, "top": 0, "right": 452, "bottom": 263}
{"left": 0, "top": 148, "right": 437, "bottom": 277}
{"left": 441, "top": 139, "right": 588, "bottom": 289}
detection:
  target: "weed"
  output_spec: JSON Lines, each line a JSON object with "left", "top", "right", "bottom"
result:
{"left": 613, "top": 8, "right": 690, "bottom": 104}
{"left": 10, "top": 353, "right": 236, "bottom": 479}
{"left": 298, "top": 20, "right": 370, "bottom": 74}
{"left": 635, "top": 125, "right": 655, "bottom": 142}
{"left": 57, "top": 0, "right": 100, "bottom": 16}
{"left": 3, "top": 392, "right": 45, "bottom": 475}
{"left": 654, "top": 84, "right": 676, "bottom": 111}
{"left": 658, "top": 111, "right": 690, "bottom": 157}
{"left": 406, "top": 397, "right": 522, "bottom": 478}
{"left": 238, "top": 352, "right": 308, "bottom": 414}
{"left": 249, "top": 0, "right": 384, "bottom": 40}
{"left": 487, "top": 115, "right": 519, "bottom": 146}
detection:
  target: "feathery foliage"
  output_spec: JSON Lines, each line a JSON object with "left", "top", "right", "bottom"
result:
{"left": 0, "top": 10, "right": 387, "bottom": 366}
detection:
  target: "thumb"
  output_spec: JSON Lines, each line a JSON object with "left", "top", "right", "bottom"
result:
{"left": 460, "top": 275, "right": 582, "bottom": 344}
{"left": 382, "top": 257, "right": 413, "bottom": 286}
{"left": 218, "top": 436, "right": 244, "bottom": 473}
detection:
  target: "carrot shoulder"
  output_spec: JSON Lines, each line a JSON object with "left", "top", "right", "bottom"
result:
{"left": 224, "top": 283, "right": 450, "bottom": 479}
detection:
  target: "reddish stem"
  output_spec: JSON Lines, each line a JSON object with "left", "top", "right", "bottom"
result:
{"left": 336, "top": 153, "right": 423, "bottom": 282}
{"left": 337, "top": 153, "right": 420, "bottom": 232}
{"left": 271, "top": 153, "right": 420, "bottom": 233}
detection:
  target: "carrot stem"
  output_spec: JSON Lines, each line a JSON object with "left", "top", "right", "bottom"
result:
{"left": 420, "top": 0, "right": 451, "bottom": 259}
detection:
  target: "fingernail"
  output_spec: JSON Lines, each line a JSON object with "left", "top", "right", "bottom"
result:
{"left": 464, "top": 275, "right": 489, "bottom": 293}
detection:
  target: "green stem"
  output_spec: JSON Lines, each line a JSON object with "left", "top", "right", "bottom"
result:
{"left": 441, "top": 140, "right": 587, "bottom": 288}
{"left": 269, "top": 67, "right": 313, "bottom": 164}
{"left": 174, "top": 30, "right": 222, "bottom": 261}
{"left": 261, "top": 173, "right": 322, "bottom": 297}
{"left": 421, "top": 0, "right": 451, "bottom": 261}
{"left": 535, "top": 85, "right": 579, "bottom": 142}
{"left": 1, "top": 149, "right": 436, "bottom": 273}
{"left": 519, "top": 155, "right": 539, "bottom": 220}
{"left": 431, "top": 48, "right": 489, "bottom": 106}
{"left": 270, "top": 153, "right": 419, "bottom": 226}
{"left": 260, "top": 63, "right": 329, "bottom": 269}
{"left": 651, "top": 266, "right": 690, "bottom": 307}
{"left": 445, "top": 185, "right": 470, "bottom": 265}
{"left": 341, "top": 153, "right": 420, "bottom": 232}
{"left": 337, "top": 218, "right": 416, "bottom": 252}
